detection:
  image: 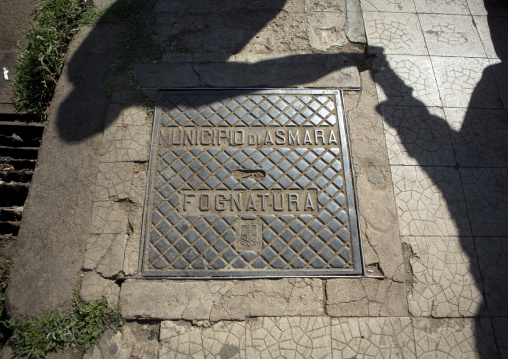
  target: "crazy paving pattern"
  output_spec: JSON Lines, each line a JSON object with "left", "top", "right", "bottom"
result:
{"left": 404, "top": 236, "right": 483, "bottom": 317}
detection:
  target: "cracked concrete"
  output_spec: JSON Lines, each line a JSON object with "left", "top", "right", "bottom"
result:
{"left": 120, "top": 279, "right": 324, "bottom": 321}
{"left": 326, "top": 278, "right": 408, "bottom": 317}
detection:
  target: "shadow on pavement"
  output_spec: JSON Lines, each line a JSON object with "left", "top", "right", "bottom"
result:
{"left": 369, "top": 0, "right": 507, "bottom": 355}
{"left": 56, "top": 0, "right": 363, "bottom": 143}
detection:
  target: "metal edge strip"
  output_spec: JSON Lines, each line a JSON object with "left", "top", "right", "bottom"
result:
{"left": 138, "top": 94, "right": 164, "bottom": 275}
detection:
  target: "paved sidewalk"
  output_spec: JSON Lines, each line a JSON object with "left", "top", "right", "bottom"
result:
{"left": 3, "top": 0, "right": 508, "bottom": 357}
{"left": 362, "top": 0, "right": 508, "bottom": 356}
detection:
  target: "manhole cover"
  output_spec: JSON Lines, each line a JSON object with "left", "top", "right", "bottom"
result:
{"left": 140, "top": 90, "right": 363, "bottom": 277}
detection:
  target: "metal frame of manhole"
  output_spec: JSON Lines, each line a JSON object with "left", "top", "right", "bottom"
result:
{"left": 138, "top": 89, "right": 365, "bottom": 278}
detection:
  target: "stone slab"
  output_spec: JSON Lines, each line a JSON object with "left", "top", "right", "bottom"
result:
{"left": 84, "top": 233, "right": 127, "bottom": 278}
{"left": 159, "top": 321, "right": 245, "bottom": 359}
{"left": 84, "top": 324, "right": 159, "bottom": 359}
{"left": 403, "top": 236, "right": 483, "bottom": 317}
{"left": 412, "top": 318, "right": 497, "bottom": 358}
{"left": 79, "top": 272, "right": 120, "bottom": 307}
{"left": 140, "top": 90, "right": 362, "bottom": 277}
{"left": 431, "top": 57, "right": 502, "bottom": 109}
{"left": 326, "top": 278, "right": 408, "bottom": 317}
{"left": 135, "top": 56, "right": 360, "bottom": 89}
{"left": 153, "top": 0, "right": 348, "bottom": 55}
{"left": 345, "top": 0, "right": 366, "bottom": 43}
{"left": 119, "top": 279, "right": 324, "bottom": 321}
{"left": 360, "top": 0, "right": 416, "bottom": 12}
{"left": 245, "top": 317, "right": 332, "bottom": 358}
{"left": 342, "top": 71, "right": 407, "bottom": 283}
{"left": 475, "top": 237, "right": 508, "bottom": 316}
{"left": 414, "top": 0, "right": 470, "bottom": 14}
{"left": 331, "top": 317, "right": 416, "bottom": 358}
{"left": 418, "top": 14, "right": 486, "bottom": 57}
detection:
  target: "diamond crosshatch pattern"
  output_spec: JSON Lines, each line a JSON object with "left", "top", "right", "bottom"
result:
{"left": 141, "top": 90, "right": 363, "bottom": 277}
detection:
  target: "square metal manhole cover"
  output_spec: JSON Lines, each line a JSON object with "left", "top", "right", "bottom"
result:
{"left": 140, "top": 89, "right": 363, "bottom": 277}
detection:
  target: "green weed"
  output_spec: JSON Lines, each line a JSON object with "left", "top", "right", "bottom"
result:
{"left": 14, "top": 0, "right": 186, "bottom": 120}
{"left": 0, "top": 259, "right": 11, "bottom": 343}
{"left": 7, "top": 297, "right": 122, "bottom": 359}
{"left": 13, "top": 0, "right": 100, "bottom": 121}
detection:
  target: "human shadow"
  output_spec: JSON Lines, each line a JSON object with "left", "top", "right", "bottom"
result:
{"left": 56, "top": 0, "right": 363, "bottom": 143}
{"left": 370, "top": 0, "right": 507, "bottom": 355}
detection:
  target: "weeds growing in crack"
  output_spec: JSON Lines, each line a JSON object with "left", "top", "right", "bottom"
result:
{"left": 13, "top": 0, "right": 186, "bottom": 121}
{"left": 0, "top": 259, "right": 12, "bottom": 348}
{"left": 5, "top": 296, "right": 122, "bottom": 359}
{"left": 13, "top": 0, "right": 105, "bottom": 121}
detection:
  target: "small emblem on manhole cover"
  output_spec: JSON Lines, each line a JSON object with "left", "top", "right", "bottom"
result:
{"left": 235, "top": 218, "right": 263, "bottom": 251}
{"left": 140, "top": 90, "right": 363, "bottom": 277}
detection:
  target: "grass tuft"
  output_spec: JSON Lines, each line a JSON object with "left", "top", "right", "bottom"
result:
{"left": 6, "top": 297, "right": 122, "bottom": 359}
{"left": 13, "top": 0, "right": 186, "bottom": 121}
{"left": 0, "top": 259, "right": 11, "bottom": 343}
{"left": 13, "top": 0, "right": 101, "bottom": 121}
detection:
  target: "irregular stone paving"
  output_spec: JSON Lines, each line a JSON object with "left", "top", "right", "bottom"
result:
{"left": 373, "top": 54, "right": 442, "bottom": 108}
{"left": 391, "top": 165, "right": 470, "bottom": 237}
{"left": 99, "top": 125, "right": 149, "bottom": 162}
{"left": 413, "top": 0, "right": 470, "bottom": 14}
{"left": 331, "top": 317, "right": 415, "bottom": 358}
{"left": 431, "top": 57, "right": 502, "bottom": 109}
{"left": 94, "top": 162, "right": 134, "bottom": 201}
{"left": 363, "top": 12, "right": 427, "bottom": 55}
{"left": 105, "top": 105, "right": 148, "bottom": 127}
{"left": 159, "top": 321, "right": 245, "bottom": 359}
{"left": 89, "top": 201, "right": 128, "bottom": 235}
{"left": 418, "top": 14, "right": 486, "bottom": 57}
{"left": 380, "top": 105, "right": 454, "bottom": 166}
{"left": 412, "top": 318, "right": 497, "bottom": 358}
{"left": 475, "top": 238, "right": 508, "bottom": 316}
{"left": 81, "top": 104, "right": 149, "bottom": 298}
{"left": 404, "top": 236, "right": 483, "bottom": 317}
{"left": 85, "top": 317, "right": 503, "bottom": 358}
{"left": 245, "top": 317, "right": 331, "bottom": 358}
{"left": 445, "top": 108, "right": 508, "bottom": 167}
{"left": 460, "top": 168, "right": 508, "bottom": 237}
{"left": 84, "top": 324, "right": 160, "bottom": 359}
